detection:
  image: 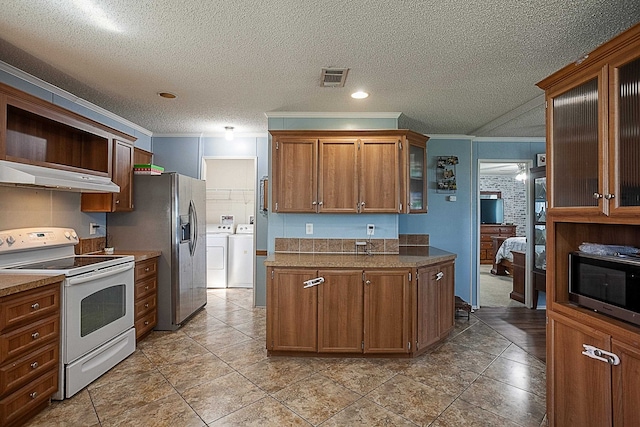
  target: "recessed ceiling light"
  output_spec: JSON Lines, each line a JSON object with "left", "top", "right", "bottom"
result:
{"left": 351, "top": 91, "right": 369, "bottom": 99}
{"left": 158, "top": 92, "right": 177, "bottom": 99}
{"left": 225, "top": 126, "right": 235, "bottom": 141}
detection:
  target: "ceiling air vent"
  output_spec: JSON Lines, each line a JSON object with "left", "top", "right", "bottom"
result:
{"left": 320, "top": 68, "right": 349, "bottom": 87}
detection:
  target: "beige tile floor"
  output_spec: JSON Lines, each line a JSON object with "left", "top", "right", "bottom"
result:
{"left": 27, "top": 289, "right": 547, "bottom": 426}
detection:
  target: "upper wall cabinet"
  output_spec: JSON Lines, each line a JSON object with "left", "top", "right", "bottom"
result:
{"left": 270, "top": 130, "right": 428, "bottom": 214}
{"left": 81, "top": 139, "right": 135, "bottom": 212}
{"left": 537, "top": 24, "right": 640, "bottom": 218}
{"left": 0, "top": 82, "right": 138, "bottom": 211}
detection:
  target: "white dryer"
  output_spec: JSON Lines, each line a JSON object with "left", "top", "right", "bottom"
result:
{"left": 228, "top": 224, "right": 254, "bottom": 288}
{"left": 206, "top": 224, "right": 235, "bottom": 288}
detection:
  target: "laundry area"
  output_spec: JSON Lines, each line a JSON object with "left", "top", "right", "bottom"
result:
{"left": 204, "top": 158, "right": 256, "bottom": 289}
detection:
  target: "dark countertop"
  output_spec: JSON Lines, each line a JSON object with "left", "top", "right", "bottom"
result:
{"left": 0, "top": 274, "right": 65, "bottom": 297}
{"left": 264, "top": 246, "right": 456, "bottom": 268}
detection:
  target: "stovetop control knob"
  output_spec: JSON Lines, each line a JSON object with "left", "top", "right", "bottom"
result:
{"left": 0, "top": 237, "right": 4, "bottom": 246}
{"left": 6, "top": 235, "right": 15, "bottom": 245}
{"left": 71, "top": 231, "right": 78, "bottom": 240}
{"left": 64, "top": 231, "right": 71, "bottom": 239}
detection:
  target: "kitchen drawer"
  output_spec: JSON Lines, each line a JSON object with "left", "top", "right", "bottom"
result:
{"left": 0, "top": 367, "right": 57, "bottom": 427}
{"left": 0, "top": 284, "right": 60, "bottom": 333}
{"left": 135, "top": 293, "right": 156, "bottom": 319}
{"left": 135, "top": 259, "right": 157, "bottom": 281}
{"left": 135, "top": 311, "right": 156, "bottom": 340}
{"left": 0, "top": 315, "right": 59, "bottom": 365}
{"left": 0, "top": 342, "right": 58, "bottom": 395}
{"left": 135, "top": 276, "right": 157, "bottom": 300}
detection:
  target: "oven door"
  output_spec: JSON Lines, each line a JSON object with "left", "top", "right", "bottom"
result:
{"left": 64, "top": 262, "right": 134, "bottom": 363}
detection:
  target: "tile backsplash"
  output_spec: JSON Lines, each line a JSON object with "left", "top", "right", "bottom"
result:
{"left": 274, "top": 234, "right": 429, "bottom": 254}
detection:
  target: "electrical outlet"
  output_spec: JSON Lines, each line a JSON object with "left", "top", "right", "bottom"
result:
{"left": 305, "top": 223, "right": 313, "bottom": 235}
{"left": 367, "top": 224, "right": 375, "bottom": 235}
{"left": 89, "top": 222, "right": 97, "bottom": 235}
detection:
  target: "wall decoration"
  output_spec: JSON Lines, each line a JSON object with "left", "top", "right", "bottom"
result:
{"left": 436, "top": 156, "right": 458, "bottom": 193}
{"left": 536, "top": 153, "right": 546, "bottom": 166}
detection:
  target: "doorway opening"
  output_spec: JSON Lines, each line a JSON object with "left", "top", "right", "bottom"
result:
{"left": 478, "top": 160, "right": 532, "bottom": 308}
{"left": 203, "top": 157, "right": 257, "bottom": 296}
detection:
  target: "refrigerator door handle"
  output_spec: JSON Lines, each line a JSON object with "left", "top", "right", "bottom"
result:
{"left": 189, "top": 200, "right": 197, "bottom": 256}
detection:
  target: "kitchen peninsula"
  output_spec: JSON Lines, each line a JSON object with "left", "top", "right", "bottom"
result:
{"left": 265, "top": 242, "right": 456, "bottom": 357}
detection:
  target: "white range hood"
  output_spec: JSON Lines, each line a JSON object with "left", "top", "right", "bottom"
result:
{"left": 0, "top": 160, "right": 120, "bottom": 193}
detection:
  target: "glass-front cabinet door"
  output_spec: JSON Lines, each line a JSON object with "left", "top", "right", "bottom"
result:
{"left": 531, "top": 167, "right": 547, "bottom": 272}
{"left": 609, "top": 53, "right": 640, "bottom": 214}
{"left": 408, "top": 142, "right": 426, "bottom": 212}
{"left": 547, "top": 73, "right": 604, "bottom": 213}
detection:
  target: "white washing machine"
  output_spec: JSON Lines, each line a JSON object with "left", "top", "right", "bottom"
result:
{"left": 228, "top": 224, "right": 254, "bottom": 288}
{"left": 206, "top": 224, "right": 235, "bottom": 288}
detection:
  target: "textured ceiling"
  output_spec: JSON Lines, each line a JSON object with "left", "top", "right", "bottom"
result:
{"left": 0, "top": 1, "right": 639, "bottom": 137}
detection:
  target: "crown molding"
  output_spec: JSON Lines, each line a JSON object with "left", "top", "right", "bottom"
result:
{"left": 264, "top": 111, "right": 402, "bottom": 119}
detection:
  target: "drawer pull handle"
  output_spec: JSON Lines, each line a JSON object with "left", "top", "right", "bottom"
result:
{"left": 144, "top": 321, "right": 149, "bottom": 325}
{"left": 30, "top": 392, "right": 38, "bottom": 399}
{"left": 32, "top": 332, "right": 40, "bottom": 340}
{"left": 31, "top": 302, "right": 40, "bottom": 310}
{"left": 145, "top": 267, "right": 150, "bottom": 272}
{"left": 144, "top": 303, "right": 149, "bottom": 308}
{"left": 145, "top": 286, "right": 149, "bottom": 290}
{"left": 31, "top": 361, "right": 39, "bottom": 369}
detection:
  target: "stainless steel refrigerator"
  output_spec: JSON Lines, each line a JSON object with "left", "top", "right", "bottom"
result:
{"left": 108, "top": 173, "right": 207, "bottom": 330}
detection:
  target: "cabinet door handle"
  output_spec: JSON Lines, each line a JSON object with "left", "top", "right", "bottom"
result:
{"left": 436, "top": 272, "right": 444, "bottom": 281}
{"left": 31, "top": 302, "right": 40, "bottom": 310}
{"left": 116, "top": 199, "right": 120, "bottom": 204}
{"left": 582, "top": 344, "right": 620, "bottom": 365}
{"left": 365, "top": 280, "right": 371, "bottom": 285}
{"left": 303, "top": 277, "right": 324, "bottom": 288}
{"left": 593, "top": 192, "right": 603, "bottom": 199}
{"left": 31, "top": 332, "right": 40, "bottom": 340}
{"left": 604, "top": 193, "right": 615, "bottom": 200}
{"left": 312, "top": 201, "right": 317, "bottom": 205}
{"left": 318, "top": 201, "right": 323, "bottom": 206}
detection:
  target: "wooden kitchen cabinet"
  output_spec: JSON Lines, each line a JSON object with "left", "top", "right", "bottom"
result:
{"left": 537, "top": 23, "right": 640, "bottom": 427}
{"left": 0, "top": 82, "right": 136, "bottom": 181}
{"left": 416, "top": 261, "right": 455, "bottom": 351}
{"left": 133, "top": 257, "right": 159, "bottom": 341}
{"left": 0, "top": 282, "right": 61, "bottom": 427}
{"left": 267, "top": 269, "right": 318, "bottom": 352}
{"left": 267, "top": 267, "right": 415, "bottom": 355}
{"left": 548, "top": 311, "right": 640, "bottom": 426}
{"left": 270, "top": 130, "right": 428, "bottom": 214}
{"left": 363, "top": 270, "right": 410, "bottom": 353}
{"left": 81, "top": 138, "right": 135, "bottom": 212}
{"left": 537, "top": 24, "right": 640, "bottom": 217}
{"left": 317, "top": 270, "right": 363, "bottom": 353}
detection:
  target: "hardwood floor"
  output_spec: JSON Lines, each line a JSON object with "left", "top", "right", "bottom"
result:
{"left": 473, "top": 307, "right": 547, "bottom": 362}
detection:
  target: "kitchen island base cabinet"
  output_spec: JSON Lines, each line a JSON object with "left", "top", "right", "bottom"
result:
{"left": 363, "top": 270, "right": 410, "bottom": 354}
{"left": 416, "top": 261, "right": 455, "bottom": 351}
{"left": 267, "top": 261, "right": 454, "bottom": 357}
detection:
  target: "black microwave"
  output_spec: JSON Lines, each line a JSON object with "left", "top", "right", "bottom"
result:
{"left": 569, "top": 251, "right": 640, "bottom": 326}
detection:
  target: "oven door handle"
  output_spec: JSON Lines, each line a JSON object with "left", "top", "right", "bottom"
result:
{"left": 66, "top": 263, "right": 133, "bottom": 286}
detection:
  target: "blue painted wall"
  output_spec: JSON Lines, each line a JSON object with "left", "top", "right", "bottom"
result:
{"left": 400, "top": 138, "right": 474, "bottom": 303}
{"left": 400, "top": 137, "right": 546, "bottom": 308}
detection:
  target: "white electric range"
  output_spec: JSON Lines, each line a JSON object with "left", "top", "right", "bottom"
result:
{"left": 0, "top": 227, "right": 136, "bottom": 400}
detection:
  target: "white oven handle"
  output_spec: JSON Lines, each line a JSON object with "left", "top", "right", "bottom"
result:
{"left": 66, "top": 263, "right": 134, "bottom": 286}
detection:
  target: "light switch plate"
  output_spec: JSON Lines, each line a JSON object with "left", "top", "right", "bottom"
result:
{"left": 367, "top": 224, "right": 375, "bottom": 235}
{"left": 306, "top": 223, "right": 313, "bottom": 234}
